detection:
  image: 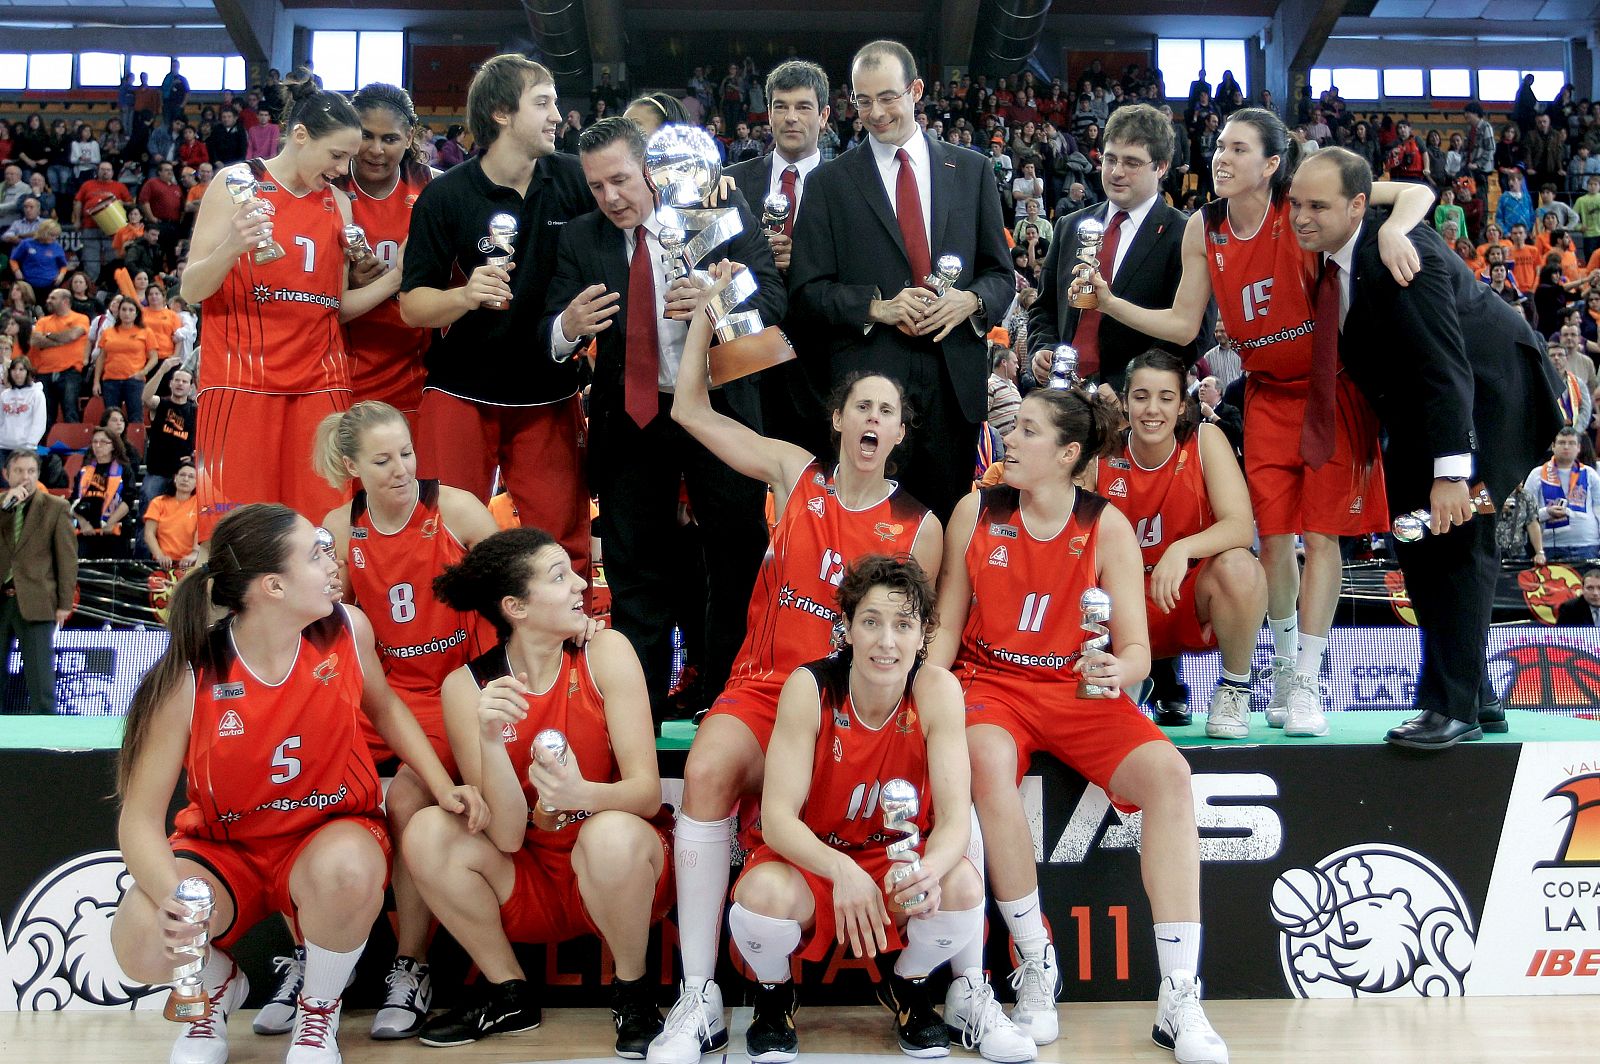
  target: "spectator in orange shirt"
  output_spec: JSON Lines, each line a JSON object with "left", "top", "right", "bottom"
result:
{"left": 27, "top": 287, "right": 89, "bottom": 424}
{"left": 141, "top": 284, "right": 180, "bottom": 357}
{"left": 90, "top": 296, "right": 156, "bottom": 420}
{"left": 111, "top": 204, "right": 145, "bottom": 255}
{"left": 142, "top": 458, "right": 199, "bottom": 567}
{"left": 1508, "top": 222, "right": 1542, "bottom": 291}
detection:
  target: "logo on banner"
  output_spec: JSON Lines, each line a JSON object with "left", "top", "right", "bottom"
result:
{"left": 1543, "top": 772, "right": 1600, "bottom": 866}
{"left": 1381, "top": 570, "right": 1417, "bottom": 627}
{"left": 1489, "top": 642, "right": 1600, "bottom": 710}
{"left": 1271, "top": 843, "right": 1475, "bottom": 998}
{"left": 1517, "top": 565, "right": 1582, "bottom": 625}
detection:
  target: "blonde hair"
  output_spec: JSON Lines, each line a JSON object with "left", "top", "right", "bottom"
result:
{"left": 311, "top": 400, "right": 408, "bottom": 489}
{"left": 36, "top": 219, "right": 61, "bottom": 240}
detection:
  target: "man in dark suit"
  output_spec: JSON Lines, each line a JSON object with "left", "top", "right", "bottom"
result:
{"left": 0, "top": 450, "right": 76, "bottom": 712}
{"left": 542, "top": 116, "right": 783, "bottom": 724}
{"left": 1289, "top": 148, "right": 1563, "bottom": 750}
{"left": 1027, "top": 103, "right": 1199, "bottom": 394}
{"left": 725, "top": 58, "right": 833, "bottom": 458}
{"left": 789, "top": 39, "right": 1013, "bottom": 521}
{"left": 1557, "top": 569, "right": 1600, "bottom": 625}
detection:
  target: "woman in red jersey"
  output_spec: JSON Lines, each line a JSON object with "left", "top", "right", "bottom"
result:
{"left": 342, "top": 83, "right": 436, "bottom": 429}
{"left": 648, "top": 265, "right": 946, "bottom": 1064}
{"left": 110, "top": 503, "right": 484, "bottom": 1064}
{"left": 929, "top": 385, "right": 1228, "bottom": 1064}
{"left": 1041, "top": 108, "right": 1434, "bottom": 741}
{"left": 1094, "top": 349, "right": 1267, "bottom": 740}
{"left": 181, "top": 91, "right": 402, "bottom": 541}
{"left": 404, "top": 528, "right": 671, "bottom": 1056}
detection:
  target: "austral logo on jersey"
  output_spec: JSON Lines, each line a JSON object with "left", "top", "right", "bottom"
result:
{"left": 776, "top": 582, "right": 839, "bottom": 623}
{"left": 217, "top": 708, "right": 245, "bottom": 737}
{"left": 1106, "top": 477, "right": 1128, "bottom": 498}
{"left": 988, "top": 545, "right": 1009, "bottom": 568}
{"left": 808, "top": 496, "right": 826, "bottom": 518}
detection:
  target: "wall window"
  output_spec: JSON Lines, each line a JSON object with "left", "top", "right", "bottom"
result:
{"left": 1157, "top": 38, "right": 1249, "bottom": 100}
{"left": 26, "top": 53, "right": 72, "bottom": 91}
{"left": 1309, "top": 68, "right": 1332, "bottom": 98}
{"left": 1328, "top": 68, "right": 1380, "bottom": 101}
{"left": 79, "top": 52, "right": 126, "bottom": 88}
{"left": 1480, "top": 68, "right": 1566, "bottom": 103}
{"left": 224, "top": 56, "right": 246, "bottom": 92}
{"left": 178, "top": 56, "right": 226, "bottom": 93}
{"left": 1524, "top": 69, "right": 1565, "bottom": 101}
{"left": 131, "top": 54, "right": 177, "bottom": 86}
{"left": 1430, "top": 69, "right": 1471, "bottom": 98}
{"left": 0, "top": 54, "right": 26, "bottom": 92}
{"left": 311, "top": 31, "right": 404, "bottom": 93}
{"left": 1382, "top": 69, "right": 1424, "bottom": 98}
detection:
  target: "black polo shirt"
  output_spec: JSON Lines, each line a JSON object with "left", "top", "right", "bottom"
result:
{"left": 402, "top": 152, "right": 593, "bottom": 406}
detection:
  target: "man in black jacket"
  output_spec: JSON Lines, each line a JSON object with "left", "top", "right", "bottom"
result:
{"left": 1556, "top": 569, "right": 1600, "bottom": 625}
{"left": 789, "top": 39, "right": 1014, "bottom": 521}
{"left": 542, "top": 116, "right": 783, "bottom": 724}
{"left": 1289, "top": 148, "right": 1562, "bottom": 749}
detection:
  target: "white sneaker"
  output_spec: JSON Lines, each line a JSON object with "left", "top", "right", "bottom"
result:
{"left": 170, "top": 957, "right": 249, "bottom": 1064}
{"left": 1264, "top": 656, "right": 1293, "bottom": 728}
{"left": 1005, "top": 945, "right": 1060, "bottom": 1046}
{"left": 286, "top": 996, "right": 344, "bottom": 1064}
{"left": 1152, "top": 971, "right": 1228, "bottom": 1064}
{"left": 1205, "top": 684, "right": 1251, "bottom": 740}
{"left": 370, "top": 957, "right": 431, "bottom": 1039}
{"left": 1283, "top": 671, "right": 1330, "bottom": 737}
{"left": 943, "top": 969, "right": 1036, "bottom": 1062}
{"left": 645, "top": 979, "right": 729, "bottom": 1064}
{"left": 252, "top": 948, "right": 303, "bottom": 1035}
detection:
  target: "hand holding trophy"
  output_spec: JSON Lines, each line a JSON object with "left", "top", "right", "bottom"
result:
{"left": 1067, "top": 217, "right": 1105, "bottom": 310}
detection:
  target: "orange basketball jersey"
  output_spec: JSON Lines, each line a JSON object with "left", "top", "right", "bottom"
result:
{"left": 1097, "top": 430, "right": 1213, "bottom": 574}
{"left": 345, "top": 171, "right": 430, "bottom": 409}
{"left": 199, "top": 159, "right": 349, "bottom": 395}
{"left": 1201, "top": 195, "right": 1319, "bottom": 384}
{"left": 955, "top": 487, "right": 1107, "bottom": 684}
{"left": 727, "top": 461, "right": 931, "bottom": 689}
{"left": 793, "top": 655, "right": 931, "bottom": 853}
{"left": 175, "top": 606, "right": 383, "bottom": 842}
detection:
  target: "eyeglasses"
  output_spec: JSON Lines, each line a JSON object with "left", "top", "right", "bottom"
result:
{"left": 852, "top": 87, "right": 914, "bottom": 113}
{"left": 1101, "top": 152, "right": 1152, "bottom": 174}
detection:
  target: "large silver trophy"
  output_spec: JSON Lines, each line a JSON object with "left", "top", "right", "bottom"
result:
{"left": 1392, "top": 484, "right": 1495, "bottom": 543}
{"left": 644, "top": 124, "right": 794, "bottom": 384}
{"left": 477, "top": 213, "right": 518, "bottom": 310}
{"left": 163, "top": 877, "right": 215, "bottom": 1022}
{"left": 881, "top": 778, "right": 929, "bottom": 910}
{"left": 1067, "top": 217, "right": 1105, "bottom": 309}
{"left": 1077, "top": 588, "right": 1115, "bottom": 698}
{"left": 222, "top": 169, "right": 285, "bottom": 265}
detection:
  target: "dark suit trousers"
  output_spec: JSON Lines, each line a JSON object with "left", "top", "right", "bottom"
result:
{"left": 1393, "top": 513, "right": 1498, "bottom": 722}
{"left": 593, "top": 390, "right": 767, "bottom": 722}
{"left": 898, "top": 354, "right": 981, "bottom": 524}
{"left": 1, "top": 596, "right": 56, "bottom": 712}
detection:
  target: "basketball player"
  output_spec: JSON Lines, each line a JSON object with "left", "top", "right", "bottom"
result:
{"left": 728, "top": 555, "right": 1032, "bottom": 1063}
{"left": 1094, "top": 350, "right": 1267, "bottom": 738}
{"left": 649, "top": 266, "right": 980, "bottom": 1063}
{"left": 342, "top": 83, "right": 436, "bottom": 431}
{"left": 929, "top": 387, "right": 1228, "bottom": 1063}
{"left": 109, "top": 504, "right": 484, "bottom": 1064}
{"left": 1056, "top": 108, "right": 1435, "bottom": 738}
{"left": 181, "top": 91, "right": 400, "bottom": 540}
{"left": 405, "top": 529, "right": 673, "bottom": 1056}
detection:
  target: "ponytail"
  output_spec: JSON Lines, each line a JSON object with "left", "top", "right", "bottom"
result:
{"left": 311, "top": 400, "right": 408, "bottom": 490}
{"left": 1224, "top": 106, "right": 1296, "bottom": 194}
{"left": 1027, "top": 385, "right": 1121, "bottom": 477}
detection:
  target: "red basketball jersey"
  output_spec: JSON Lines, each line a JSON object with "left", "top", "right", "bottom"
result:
{"left": 727, "top": 461, "right": 931, "bottom": 689}
{"left": 175, "top": 606, "right": 382, "bottom": 842}
{"left": 955, "top": 487, "right": 1107, "bottom": 684}
{"left": 1097, "top": 431, "right": 1213, "bottom": 574}
{"left": 1201, "top": 195, "right": 1318, "bottom": 384}
{"left": 345, "top": 172, "right": 430, "bottom": 407}
{"left": 794, "top": 655, "right": 931, "bottom": 853}
{"left": 199, "top": 160, "right": 349, "bottom": 395}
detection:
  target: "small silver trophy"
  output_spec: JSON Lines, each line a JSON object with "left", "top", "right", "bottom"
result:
{"left": 923, "top": 253, "right": 963, "bottom": 300}
{"left": 340, "top": 223, "right": 374, "bottom": 263}
{"left": 1077, "top": 587, "right": 1114, "bottom": 698}
{"left": 532, "top": 728, "right": 569, "bottom": 817}
{"left": 477, "top": 212, "right": 518, "bottom": 309}
{"left": 163, "top": 877, "right": 215, "bottom": 1022}
{"left": 222, "top": 169, "right": 285, "bottom": 265}
{"left": 1048, "top": 344, "right": 1081, "bottom": 390}
{"left": 1392, "top": 486, "right": 1494, "bottom": 543}
{"left": 761, "top": 192, "right": 790, "bottom": 236}
{"left": 881, "top": 778, "right": 929, "bottom": 910}
{"left": 1068, "top": 217, "right": 1105, "bottom": 310}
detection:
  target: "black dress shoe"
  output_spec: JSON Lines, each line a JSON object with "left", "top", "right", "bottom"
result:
{"left": 1476, "top": 697, "right": 1508, "bottom": 734}
{"left": 1153, "top": 700, "right": 1193, "bottom": 727}
{"left": 1385, "top": 710, "right": 1483, "bottom": 751}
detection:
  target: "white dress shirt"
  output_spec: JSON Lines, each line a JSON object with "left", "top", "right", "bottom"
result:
{"left": 766, "top": 150, "right": 821, "bottom": 224}
{"left": 1103, "top": 193, "right": 1159, "bottom": 281}
{"left": 867, "top": 130, "right": 931, "bottom": 254}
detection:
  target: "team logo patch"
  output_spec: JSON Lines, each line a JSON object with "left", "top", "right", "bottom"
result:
{"left": 351, "top": 545, "right": 365, "bottom": 569}
{"left": 988, "top": 523, "right": 1018, "bottom": 539}
{"left": 808, "top": 496, "right": 826, "bottom": 518}
{"left": 211, "top": 681, "right": 245, "bottom": 702}
{"left": 832, "top": 735, "right": 843, "bottom": 762}
{"left": 350, "top": 527, "right": 367, "bottom": 540}
{"left": 501, "top": 722, "right": 517, "bottom": 742}
{"left": 1068, "top": 534, "right": 1089, "bottom": 555}
{"left": 311, "top": 653, "right": 340, "bottom": 686}
{"left": 1107, "top": 477, "right": 1128, "bottom": 498}
{"left": 404, "top": 193, "right": 418, "bottom": 207}
{"left": 988, "top": 545, "right": 1009, "bottom": 568}
{"left": 1208, "top": 230, "right": 1228, "bottom": 245}
{"left": 1107, "top": 457, "right": 1130, "bottom": 469}
{"left": 420, "top": 517, "right": 440, "bottom": 538}
{"left": 834, "top": 707, "right": 851, "bottom": 729}
{"left": 217, "top": 708, "right": 245, "bottom": 737}
{"left": 252, "top": 283, "right": 271, "bottom": 305}
{"left": 1349, "top": 494, "right": 1364, "bottom": 514}
{"left": 874, "top": 521, "right": 905, "bottom": 541}
{"left": 568, "top": 668, "right": 580, "bottom": 697}
{"left": 813, "top": 472, "right": 827, "bottom": 486}
{"left": 895, "top": 706, "right": 918, "bottom": 734}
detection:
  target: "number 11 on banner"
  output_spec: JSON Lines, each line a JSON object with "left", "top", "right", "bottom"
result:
{"left": 1068, "top": 905, "right": 1130, "bottom": 981}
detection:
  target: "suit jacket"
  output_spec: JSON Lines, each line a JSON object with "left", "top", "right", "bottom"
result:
{"left": 1557, "top": 597, "right": 1600, "bottom": 626}
{"left": 1029, "top": 197, "right": 1198, "bottom": 388}
{"left": 1338, "top": 208, "right": 1563, "bottom": 509}
{"left": 0, "top": 491, "right": 76, "bottom": 622}
{"left": 787, "top": 134, "right": 1014, "bottom": 423}
{"left": 540, "top": 189, "right": 784, "bottom": 480}
{"left": 725, "top": 155, "right": 778, "bottom": 225}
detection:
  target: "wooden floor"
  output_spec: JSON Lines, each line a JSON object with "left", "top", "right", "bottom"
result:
{"left": 1, "top": 997, "right": 1590, "bottom": 1063}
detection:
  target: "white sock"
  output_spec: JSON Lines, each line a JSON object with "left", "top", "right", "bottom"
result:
{"left": 302, "top": 939, "right": 365, "bottom": 1001}
{"left": 1268, "top": 615, "right": 1297, "bottom": 661}
{"left": 674, "top": 814, "right": 733, "bottom": 984}
{"left": 998, "top": 889, "right": 1048, "bottom": 961}
{"left": 728, "top": 903, "right": 800, "bottom": 985}
{"left": 1220, "top": 666, "right": 1250, "bottom": 686}
{"left": 1153, "top": 922, "right": 1201, "bottom": 979}
{"left": 950, "top": 817, "right": 987, "bottom": 974}
{"left": 896, "top": 904, "right": 983, "bottom": 979}
{"left": 1297, "top": 633, "right": 1328, "bottom": 681}
{"left": 200, "top": 945, "right": 233, "bottom": 989}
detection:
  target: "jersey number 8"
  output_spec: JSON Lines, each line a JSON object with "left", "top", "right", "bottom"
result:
{"left": 389, "top": 582, "right": 417, "bottom": 623}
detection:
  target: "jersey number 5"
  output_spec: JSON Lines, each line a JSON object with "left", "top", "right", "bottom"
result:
{"left": 271, "top": 736, "right": 302, "bottom": 784}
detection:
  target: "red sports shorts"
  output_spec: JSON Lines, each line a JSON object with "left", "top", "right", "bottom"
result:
{"left": 362, "top": 686, "right": 458, "bottom": 780}
{"left": 702, "top": 677, "right": 784, "bottom": 751}
{"left": 195, "top": 388, "right": 351, "bottom": 539}
{"left": 1243, "top": 374, "right": 1386, "bottom": 537}
{"left": 500, "top": 821, "right": 673, "bottom": 945}
{"left": 1146, "top": 560, "right": 1217, "bottom": 659}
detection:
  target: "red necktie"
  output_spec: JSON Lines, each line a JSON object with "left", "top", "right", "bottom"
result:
{"left": 780, "top": 164, "right": 798, "bottom": 238}
{"left": 1070, "top": 209, "right": 1127, "bottom": 378}
{"left": 1303, "top": 259, "right": 1340, "bottom": 469}
{"left": 626, "top": 226, "right": 661, "bottom": 428}
{"left": 895, "top": 148, "right": 932, "bottom": 284}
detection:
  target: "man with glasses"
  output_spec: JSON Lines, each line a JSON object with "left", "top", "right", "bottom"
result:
{"left": 789, "top": 38, "right": 1013, "bottom": 522}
